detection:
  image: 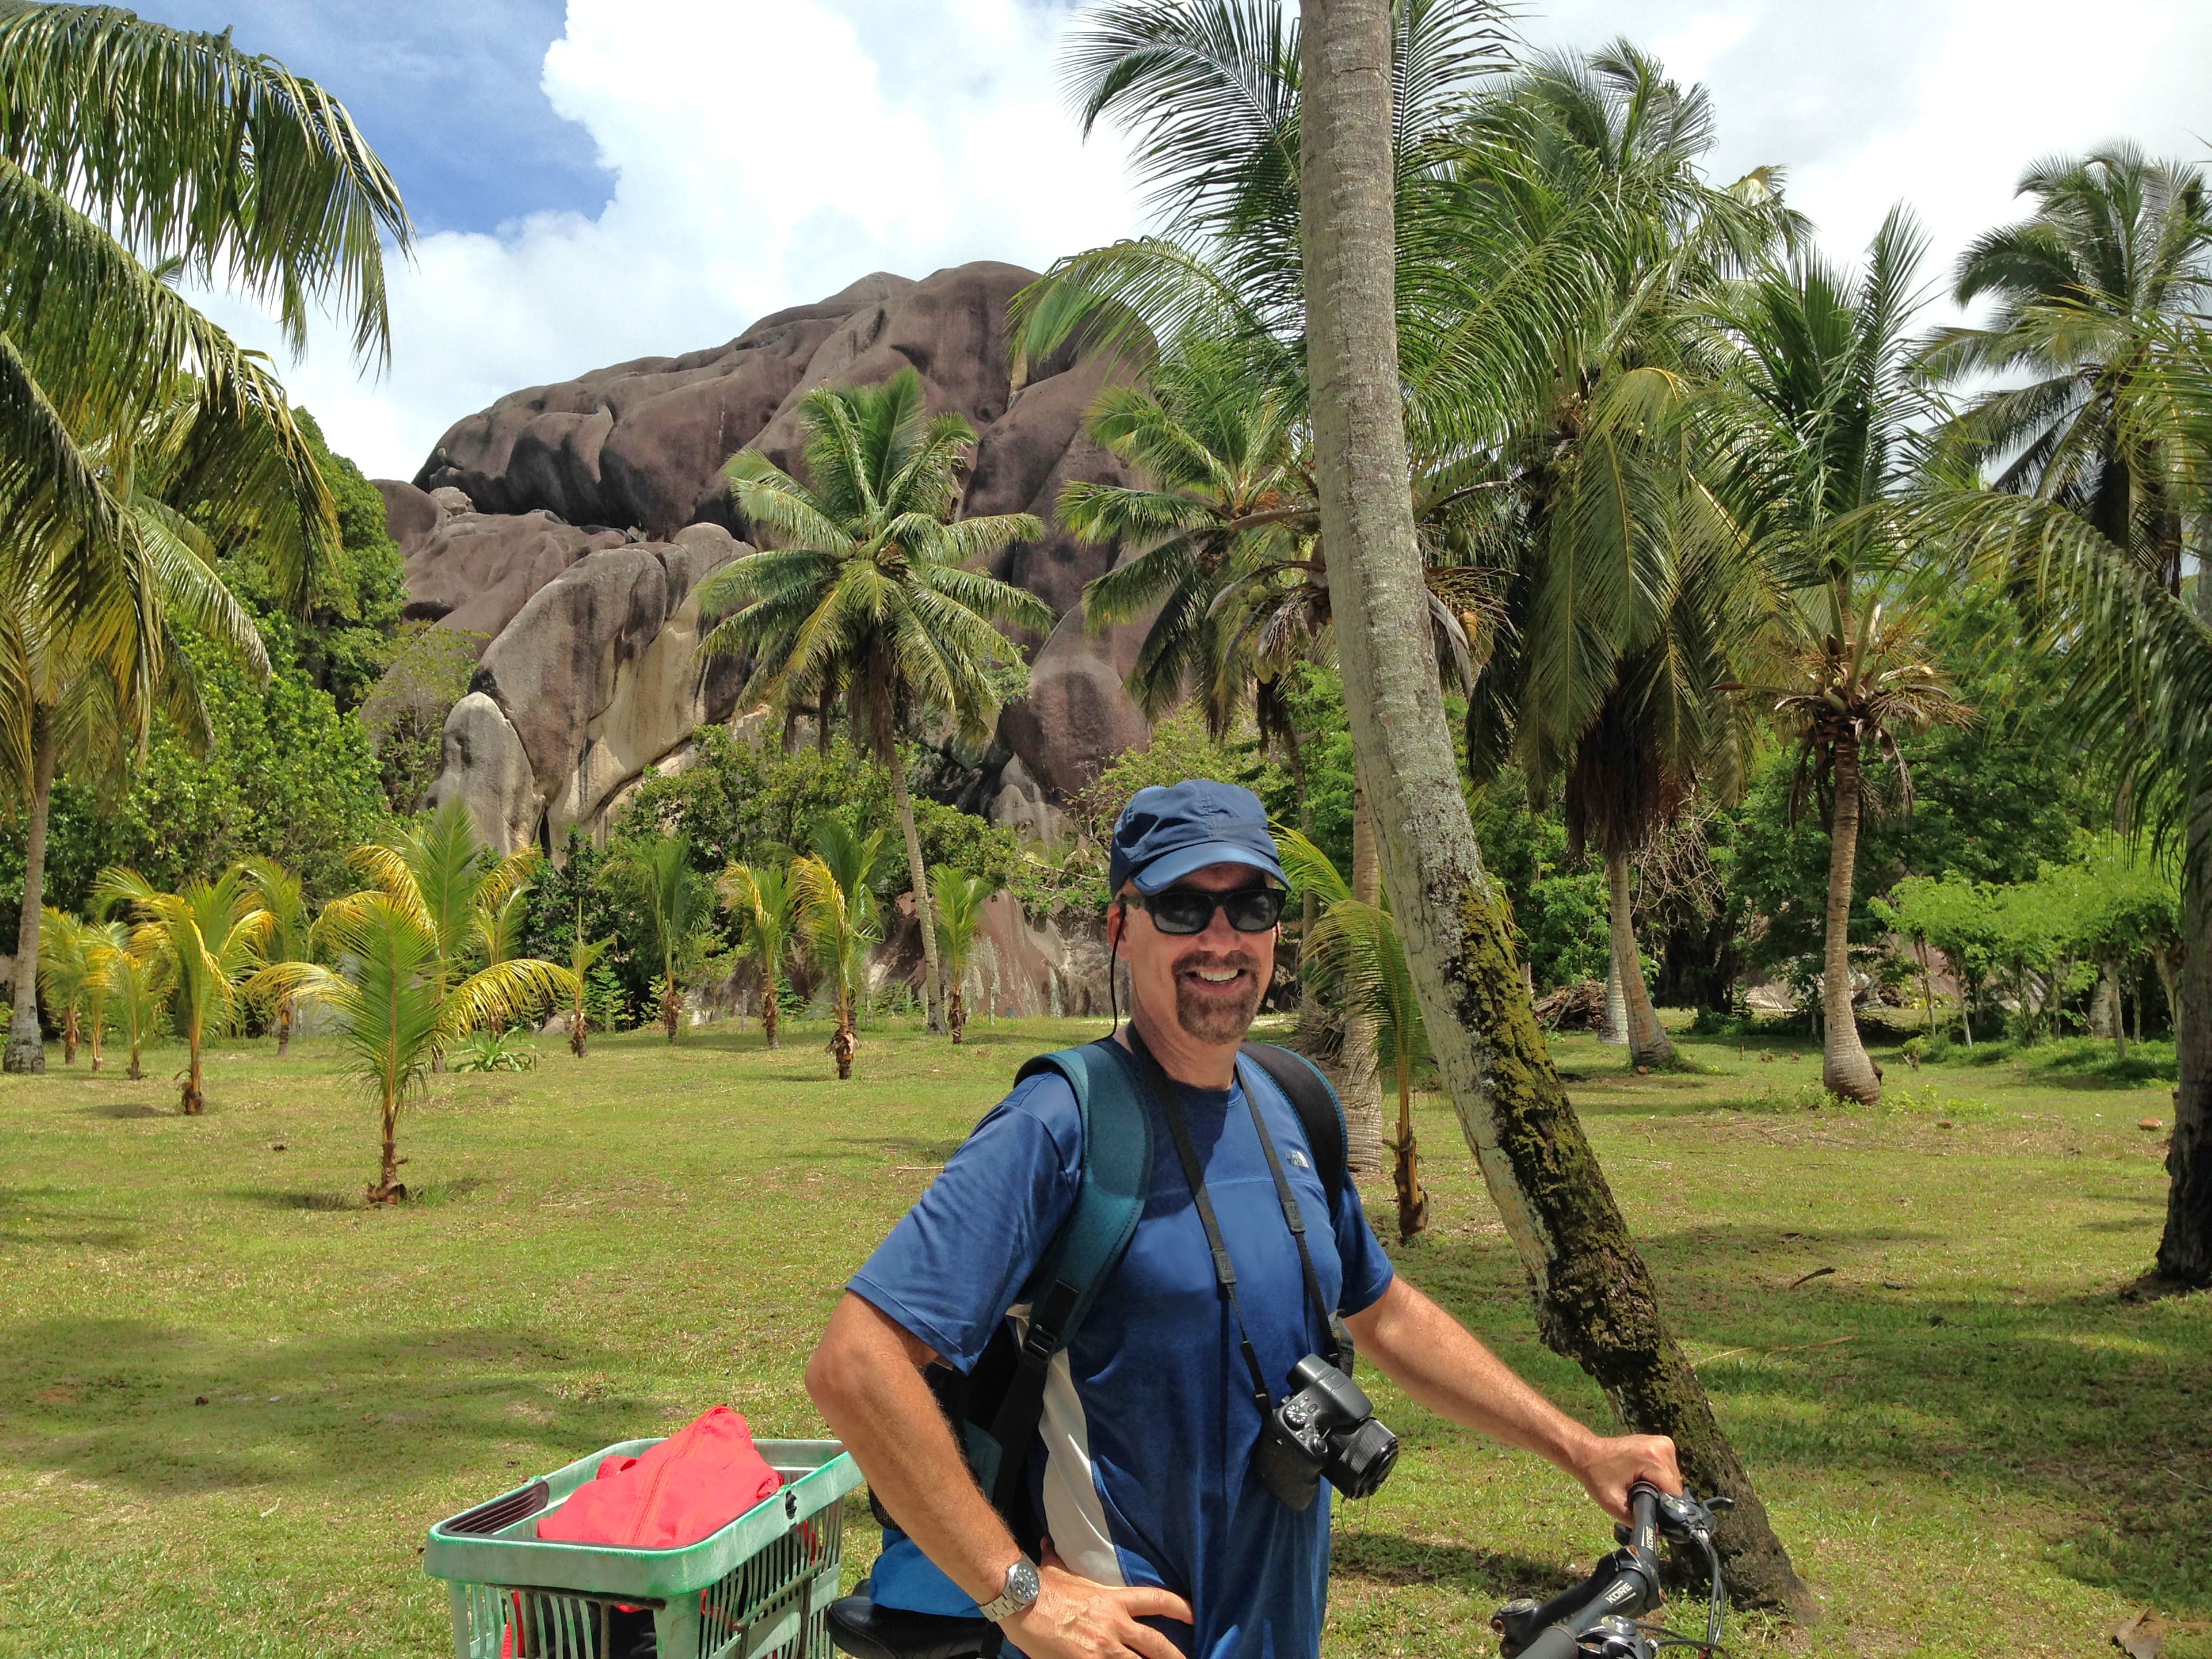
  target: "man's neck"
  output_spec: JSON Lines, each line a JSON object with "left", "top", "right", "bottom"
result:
{"left": 1120, "top": 1001, "right": 1241, "bottom": 1090}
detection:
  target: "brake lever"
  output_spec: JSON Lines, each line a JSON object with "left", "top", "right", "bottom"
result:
{"left": 1613, "top": 1489, "right": 1727, "bottom": 1548}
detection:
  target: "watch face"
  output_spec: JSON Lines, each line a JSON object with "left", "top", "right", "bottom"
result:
{"left": 1008, "top": 1559, "right": 1041, "bottom": 1603}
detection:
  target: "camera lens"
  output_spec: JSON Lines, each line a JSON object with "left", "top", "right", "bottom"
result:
{"left": 1329, "top": 1418, "right": 1399, "bottom": 1498}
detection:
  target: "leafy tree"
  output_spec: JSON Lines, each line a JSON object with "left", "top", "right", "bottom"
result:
{"left": 931, "top": 869, "right": 1002, "bottom": 1045}
{"left": 697, "top": 367, "right": 1053, "bottom": 1034}
{"left": 718, "top": 862, "right": 800, "bottom": 1050}
{"left": 1875, "top": 874, "right": 2005, "bottom": 1047}
{"left": 612, "top": 834, "right": 712, "bottom": 1041}
{"left": 357, "top": 626, "right": 485, "bottom": 815}
{"left": 268, "top": 892, "right": 567, "bottom": 1202}
{"left": 0, "top": 9, "right": 410, "bottom": 1073}
{"left": 1279, "top": 830, "right": 1429, "bottom": 1242}
{"left": 612, "top": 728, "right": 890, "bottom": 876}
{"left": 94, "top": 865, "right": 272, "bottom": 1115}
{"left": 2062, "top": 844, "right": 2184, "bottom": 1057}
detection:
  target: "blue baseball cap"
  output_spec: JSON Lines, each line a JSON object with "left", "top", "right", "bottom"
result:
{"left": 1108, "top": 779, "right": 1289, "bottom": 895}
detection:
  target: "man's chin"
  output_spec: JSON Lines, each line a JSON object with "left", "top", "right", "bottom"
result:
{"left": 1174, "top": 981, "right": 1263, "bottom": 1045}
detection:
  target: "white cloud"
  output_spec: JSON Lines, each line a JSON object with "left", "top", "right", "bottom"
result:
{"left": 197, "top": 0, "right": 1143, "bottom": 479}
{"left": 211, "top": 0, "right": 2212, "bottom": 479}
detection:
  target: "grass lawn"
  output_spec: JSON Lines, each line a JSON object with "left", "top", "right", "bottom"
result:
{"left": 0, "top": 1012, "right": 2203, "bottom": 1658}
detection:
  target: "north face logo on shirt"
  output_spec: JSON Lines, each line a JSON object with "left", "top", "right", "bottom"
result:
{"left": 1288, "top": 1149, "right": 1310, "bottom": 1169}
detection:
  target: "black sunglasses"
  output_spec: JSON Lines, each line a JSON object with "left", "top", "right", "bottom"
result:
{"left": 1123, "top": 885, "right": 1287, "bottom": 935}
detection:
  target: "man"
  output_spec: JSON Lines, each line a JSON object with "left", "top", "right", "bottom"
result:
{"left": 808, "top": 780, "right": 1680, "bottom": 1659}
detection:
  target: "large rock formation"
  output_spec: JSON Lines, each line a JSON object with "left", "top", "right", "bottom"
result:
{"left": 385, "top": 260, "right": 1151, "bottom": 852}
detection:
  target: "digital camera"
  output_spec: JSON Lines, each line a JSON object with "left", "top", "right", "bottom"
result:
{"left": 1251, "top": 1354, "right": 1399, "bottom": 1511}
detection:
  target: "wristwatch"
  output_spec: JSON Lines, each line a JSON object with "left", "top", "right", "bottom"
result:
{"left": 977, "top": 1555, "right": 1042, "bottom": 1622}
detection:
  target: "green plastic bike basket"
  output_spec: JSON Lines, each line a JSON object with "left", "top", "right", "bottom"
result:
{"left": 425, "top": 1437, "right": 862, "bottom": 1659}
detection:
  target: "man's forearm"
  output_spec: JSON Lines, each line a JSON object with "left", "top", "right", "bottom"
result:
{"left": 1345, "top": 1277, "right": 1597, "bottom": 1473}
{"left": 806, "top": 1292, "right": 1021, "bottom": 1605}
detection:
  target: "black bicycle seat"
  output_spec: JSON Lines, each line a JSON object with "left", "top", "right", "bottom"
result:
{"left": 826, "top": 1595, "right": 997, "bottom": 1659}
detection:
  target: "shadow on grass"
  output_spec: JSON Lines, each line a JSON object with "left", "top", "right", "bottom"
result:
{"left": 1415, "top": 1217, "right": 2212, "bottom": 1613}
{"left": 0, "top": 1186, "right": 142, "bottom": 1250}
{"left": 0, "top": 1315, "right": 647, "bottom": 1498}
{"left": 1332, "top": 1531, "right": 1578, "bottom": 1599}
{"left": 79, "top": 1099, "right": 169, "bottom": 1120}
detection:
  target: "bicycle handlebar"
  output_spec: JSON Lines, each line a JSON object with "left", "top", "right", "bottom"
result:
{"left": 1491, "top": 1483, "right": 1729, "bottom": 1659}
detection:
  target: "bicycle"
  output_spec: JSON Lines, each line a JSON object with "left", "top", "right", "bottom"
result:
{"left": 1489, "top": 1481, "right": 1733, "bottom": 1659}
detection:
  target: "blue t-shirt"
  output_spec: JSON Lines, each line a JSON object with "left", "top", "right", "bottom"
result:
{"left": 848, "top": 1046, "right": 1396, "bottom": 1659}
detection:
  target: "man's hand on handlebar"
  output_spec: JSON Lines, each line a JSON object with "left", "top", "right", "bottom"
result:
{"left": 1000, "top": 1542, "right": 1195, "bottom": 1659}
{"left": 1573, "top": 1433, "right": 1682, "bottom": 1523}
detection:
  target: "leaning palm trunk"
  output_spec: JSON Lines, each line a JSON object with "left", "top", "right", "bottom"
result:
{"left": 1338, "top": 787, "right": 1387, "bottom": 1174}
{"left": 888, "top": 750, "right": 946, "bottom": 1034}
{"left": 1605, "top": 846, "right": 1673, "bottom": 1068}
{"left": 1298, "top": 0, "right": 1807, "bottom": 1610}
{"left": 3, "top": 708, "right": 56, "bottom": 1075}
{"left": 1820, "top": 738, "right": 1881, "bottom": 1104}
{"left": 2156, "top": 816, "right": 2211, "bottom": 1284}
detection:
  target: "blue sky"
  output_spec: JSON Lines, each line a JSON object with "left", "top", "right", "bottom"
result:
{"left": 134, "top": 0, "right": 613, "bottom": 235}
{"left": 148, "top": 1, "right": 2212, "bottom": 481}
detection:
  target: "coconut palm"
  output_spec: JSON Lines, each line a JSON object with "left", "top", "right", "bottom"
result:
{"left": 77, "top": 918, "right": 129, "bottom": 1073}
{"left": 794, "top": 822, "right": 889, "bottom": 1080}
{"left": 560, "top": 921, "right": 612, "bottom": 1061}
{"left": 473, "top": 874, "right": 537, "bottom": 1038}
{"left": 697, "top": 368, "right": 1054, "bottom": 1035}
{"left": 931, "top": 870, "right": 1003, "bottom": 1044}
{"left": 1279, "top": 830, "right": 1430, "bottom": 1242}
{"left": 31, "top": 907, "right": 94, "bottom": 1065}
{"left": 1917, "top": 148, "right": 2212, "bottom": 593}
{"left": 0, "top": 11, "right": 410, "bottom": 1073}
{"left": 265, "top": 893, "right": 569, "bottom": 1202}
{"left": 349, "top": 800, "right": 539, "bottom": 1063}
{"left": 1710, "top": 209, "right": 1970, "bottom": 1103}
{"left": 613, "top": 835, "right": 709, "bottom": 1042}
{"left": 241, "top": 857, "right": 313, "bottom": 1057}
{"left": 718, "top": 861, "right": 801, "bottom": 1050}
{"left": 94, "top": 865, "right": 273, "bottom": 1115}
{"left": 106, "top": 936, "right": 167, "bottom": 1082}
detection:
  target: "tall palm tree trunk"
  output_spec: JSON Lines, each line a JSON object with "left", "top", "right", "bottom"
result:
{"left": 1820, "top": 737, "right": 1881, "bottom": 1104}
{"left": 888, "top": 744, "right": 947, "bottom": 1035}
{"left": 2154, "top": 813, "right": 2211, "bottom": 1285}
{"left": 1605, "top": 845, "right": 1673, "bottom": 1068}
{"left": 1599, "top": 955, "right": 1629, "bottom": 1045}
{"left": 1298, "top": 0, "right": 1808, "bottom": 1610}
{"left": 1339, "top": 786, "right": 1388, "bottom": 1174}
{"left": 4, "top": 706, "right": 57, "bottom": 1075}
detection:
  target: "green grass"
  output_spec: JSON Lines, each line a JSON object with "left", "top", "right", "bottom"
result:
{"left": 0, "top": 1014, "right": 2203, "bottom": 1658}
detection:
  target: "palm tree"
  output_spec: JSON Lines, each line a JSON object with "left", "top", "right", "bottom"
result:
{"left": 1294, "top": 0, "right": 1807, "bottom": 1607}
{"left": 94, "top": 865, "right": 272, "bottom": 1115}
{"left": 794, "top": 822, "right": 889, "bottom": 1080}
{"left": 613, "top": 835, "right": 708, "bottom": 1042}
{"left": 265, "top": 893, "right": 569, "bottom": 1202}
{"left": 473, "top": 875, "right": 537, "bottom": 1038}
{"left": 1917, "top": 148, "right": 2212, "bottom": 594}
{"left": 350, "top": 800, "right": 539, "bottom": 1065}
{"left": 697, "top": 367, "right": 1054, "bottom": 1036}
{"left": 242, "top": 857, "right": 313, "bottom": 1057}
{"left": 0, "top": 11, "right": 410, "bottom": 1073}
{"left": 1279, "top": 830, "right": 1429, "bottom": 1241}
{"left": 1712, "top": 209, "right": 1969, "bottom": 1103}
{"left": 561, "top": 921, "right": 612, "bottom": 1060}
{"left": 718, "top": 861, "right": 801, "bottom": 1050}
{"left": 78, "top": 918, "right": 127, "bottom": 1073}
{"left": 931, "top": 870, "right": 1003, "bottom": 1045}
{"left": 32, "top": 907, "right": 95, "bottom": 1065}
{"left": 106, "top": 937, "right": 167, "bottom": 1082}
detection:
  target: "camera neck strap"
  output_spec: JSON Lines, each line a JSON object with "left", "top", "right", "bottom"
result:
{"left": 1120, "top": 1027, "right": 1343, "bottom": 1416}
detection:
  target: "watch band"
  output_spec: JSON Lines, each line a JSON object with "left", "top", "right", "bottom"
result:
{"left": 977, "top": 1555, "right": 1041, "bottom": 1622}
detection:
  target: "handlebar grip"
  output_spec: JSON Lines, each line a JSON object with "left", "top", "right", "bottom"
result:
{"left": 1513, "top": 1625, "right": 1584, "bottom": 1659}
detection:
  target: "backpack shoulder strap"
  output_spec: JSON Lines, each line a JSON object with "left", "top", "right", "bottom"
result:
{"left": 973, "top": 1040, "right": 1152, "bottom": 1523}
{"left": 1010, "top": 1040, "right": 1154, "bottom": 1355}
{"left": 1237, "top": 1040, "right": 1348, "bottom": 1208}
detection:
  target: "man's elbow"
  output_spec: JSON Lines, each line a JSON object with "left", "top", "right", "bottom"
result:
{"left": 805, "top": 1325, "right": 859, "bottom": 1425}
